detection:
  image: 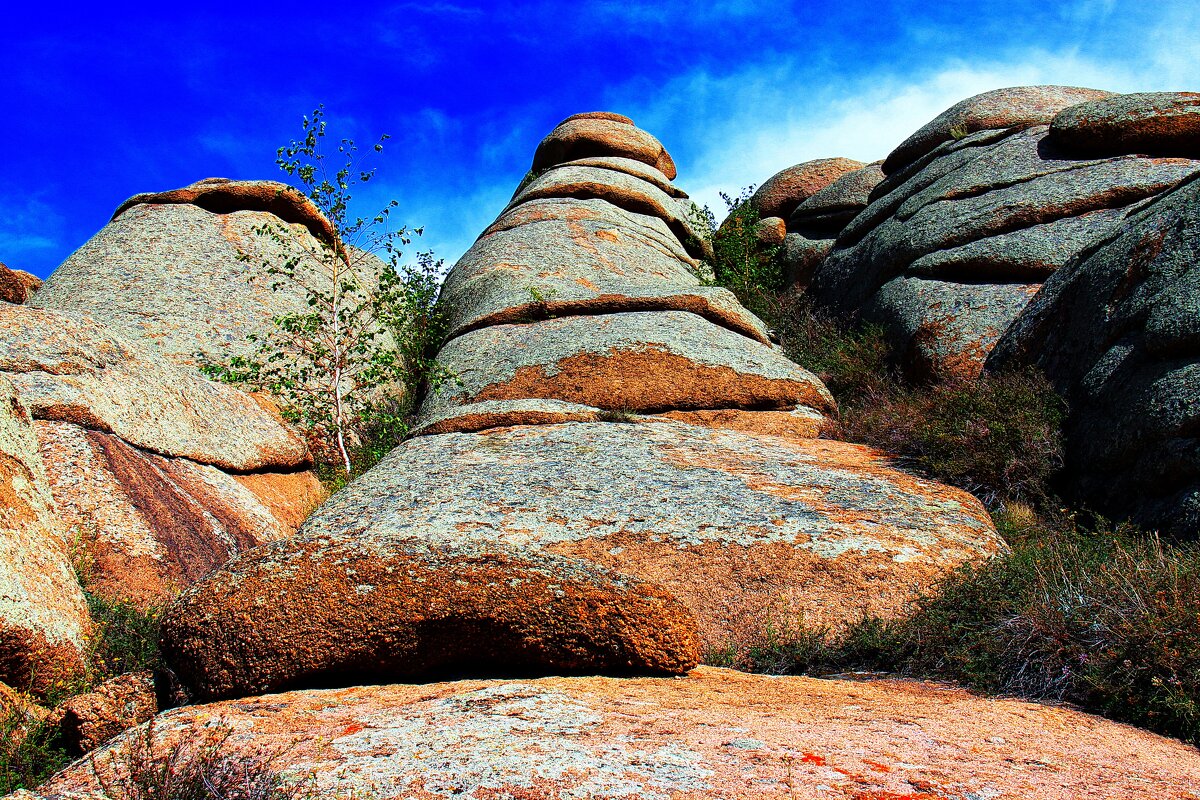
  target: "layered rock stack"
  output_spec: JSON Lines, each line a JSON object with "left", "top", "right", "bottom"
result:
{"left": 806, "top": 86, "right": 1200, "bottom": 379}
{"left": 158, "top": 113, "right": 1005, "bottom": 703}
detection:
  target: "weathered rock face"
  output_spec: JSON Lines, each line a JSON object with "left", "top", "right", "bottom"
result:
{"left": 440, "top": 197, "right": 765, "bottom": 343}
{"left": 989, "top": 173, "right": 1200, "bottom": 535}
{"left": 416, "top": 312, "right": 834, "bottom": 434}
{"left": 748, "top": 157, "right": 865, "bottom": 220}
{"left": 0, "top": 263, "right": 41, "bottom": 305}
{"left": 0, "top": 305, "right": 321, "bottom": 605}
{"left": 38, "top": 421, "right": 321, "bottom": 605}
{"left": 0, "top": 306, "right": 308, "bottom": 472}
{"left": 881, "top": 85, "right": 1114, "bottom": 175}
{"left": 1051, "top": 91, "right": 1200, "bottom": 158}
{"left": 0, "top": 377, "right": 89, "bottom": 695}
{"left": 162, "top": 534, "right": 700, "bottom": 701}
{"left": 154, "top": 114, "right": 1004, "bottom": 699}
{"left": 258, "top": 422, "right": 1001, "bottom": 653}
{"left": 58, "top": 671, "right": 158, "bottom": 756}
{"left": 809, "top": 91, "right": 1200, "bottom": 379}
{"left": 30, "top": 178, "right": 383, "bottom": 371}
{"left": 31, "top": 668, "right": 1200, "bottom": 800}
{"left": 781, "top": 161, "right": 884, "bottom": 289}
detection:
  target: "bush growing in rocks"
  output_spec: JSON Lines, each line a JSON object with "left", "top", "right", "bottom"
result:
{"left": 715, "top": 509, "right": 1200, "bottom": 746}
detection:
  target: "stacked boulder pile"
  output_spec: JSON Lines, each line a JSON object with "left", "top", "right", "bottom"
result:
{"left": 765, "top": 87, "right": 1200, "bottom": 535}
{"left": 801, "top": 86, "right": 1200, "bottom": 380}
{"left": 16, "top": 113, "right": 1200, "bottom": 799}
{"left": 157, "top": 113, "right": 1005, "bottom": 702}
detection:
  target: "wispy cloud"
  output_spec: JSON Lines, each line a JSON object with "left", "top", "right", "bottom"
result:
{"left": 604, "top": 43, "right": 1194, "bottom": 222}
{"left": 0, "top": 192, "right": 66, "bottom": 268}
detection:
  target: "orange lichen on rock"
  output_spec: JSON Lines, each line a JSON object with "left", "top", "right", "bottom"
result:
{"left": 160, "top": 535, "right": 701, "bottom": 701}
{"left": 31, "top": 668, "right": 1200, "bottom": 799}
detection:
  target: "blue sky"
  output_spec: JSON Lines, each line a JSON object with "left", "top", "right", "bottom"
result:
{"left": 5, "top": 1, "right": 1199, "bottom": 277}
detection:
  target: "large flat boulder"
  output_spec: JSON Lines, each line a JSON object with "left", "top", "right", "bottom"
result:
{"left": 292, "top": 421, "right": 1002, "bottom": 650}
{"left": 811, "top": 122, "right": 1200, "bottom": 378}
{"left": 161, "top": 535, "right": 700, "bottom": 701}
{"left": 0, "top": 305, "right": 308, "bottom": 472}
{"left": 1050, "top": 91, "right": 1200, "bottom": 158}
{"left": 30, "top": 179, "right": 386, "bottom": 371}
{"left": 882, "top": 85, "right": 1114, "bottom": 174}
{"left": 988, "top": 172, "right": 1200, "bottom": 535}
{"left": 0, "top": 378, "right": 89, "bottom": 695}
{"left": 531, "top": 115, "right": 677, "bottom": 179}
{"left": 31, "top": 668, "right": 1200, "bottom": 799}
{"left": 442, "top": 197, "right": 767, "bottom": 343}
{"left": 417, "top": 312, "right": 833, "bottom": 434}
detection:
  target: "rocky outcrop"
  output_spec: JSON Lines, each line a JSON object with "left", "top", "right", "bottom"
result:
{"left": 781, "top": 161, "right": 884, "bottom": 289}
{"left": 31, "top": 668, "right": 1200, "bottom": 800}
{"left": 808, "top": 87, "right": 1200, "bottom": 379}
{"left": 988, "top": 172, "right": 1200, "bottom": 535}
{"left": 0, "top": 377, "right": 89, "bottom": 695}
{"left": 58, "top": 671, "right": 158, "bottom": 755}
{"left": 881, "top": 85, "right": 1114, "bottom": 174}
{"left": 748, "top": 157, "right": 864, "bottom": 220}
{"left": 0, "top": 305, "right": 321, "bottom": 605}
{"left": 0, "top": 263, "right": 41, "bottom": 305}
{"left": 154, "top": 115, "right": 1003, "bottom": 698}
{"left": 1050, "top": 91, "right": 1200, "bottom": 158}
{"left": 30, "top": 178, "right": 384, "bottom": 371}
{"left": 531, "top": 114, "right": 677, "bottom": 180}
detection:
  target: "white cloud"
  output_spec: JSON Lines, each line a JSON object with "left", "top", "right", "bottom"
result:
{"left": 603, "top": 45, "right": 1196, "bottom": 223}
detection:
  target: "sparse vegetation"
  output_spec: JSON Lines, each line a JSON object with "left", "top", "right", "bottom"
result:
{"left": 702, "top": 187, "right": 784, "bottom": 300}
{"left": 0, "top": 704, "right": 72, "bottom": 793}
{"left": 202, "top": 106, "right": 454, "bottom": 479}
{"left": 710, "top": 509, "right": 1200, "bottom": 746}
{"left": 703, "top": 199, "right": 1197, "bottom": 747}
{"left": 89, "top": 721, "right": 321, "bottom": 800}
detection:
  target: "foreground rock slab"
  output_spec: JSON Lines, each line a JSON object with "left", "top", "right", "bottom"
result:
{"left": 29, "top": 668, "right": 1200, "bottom": 800}
{"left": 161, "top": 536, "right": 700, "bottom": 701}
{"left": 294, "top": 421, "right": 1003, "bottom": 650}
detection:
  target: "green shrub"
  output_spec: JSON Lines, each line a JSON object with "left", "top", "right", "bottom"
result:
{"left": 753, "top": 293, "right": 1066, "bottom": 509}
{"left": 835, "top": 369, "right": 1066, "bottom": 508}
{"left": 85, "top": 592, "right": 164, "bottom": 685}
{"left": 0, "top": 706, "right": 71, "bottom": 793}
{"left": 714, "top": 512, "right": 1200, "bottom": 745}
{"left": 705, "top": 187, "right": 783, "bottom": 299}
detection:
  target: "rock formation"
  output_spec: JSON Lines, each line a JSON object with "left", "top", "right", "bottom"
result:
{"left": 0, "top": 376, "right": 89, "bottom": 695}
{"left": 806, "top": 86, "right": 1200, "bottom": 379}
{"left": 0, "top": 263, "right": 42, "bottom": 305}
{"left": 29, "top": 668, "right": 1200, "bottom": 799}
{"left": 782, "top": 160, "right": 884, "bottom": 288}
{"left": 989, "top": 171, "right": 1200, "bottom": 535}
{"left": 0, "top": 304, "right": 322, "bottom": 605}
{"left": 158, "top": 114, "right": 1004, "bottom": 699}
{"left": 29, "top": 178, "right": 385, "bottom": 372}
